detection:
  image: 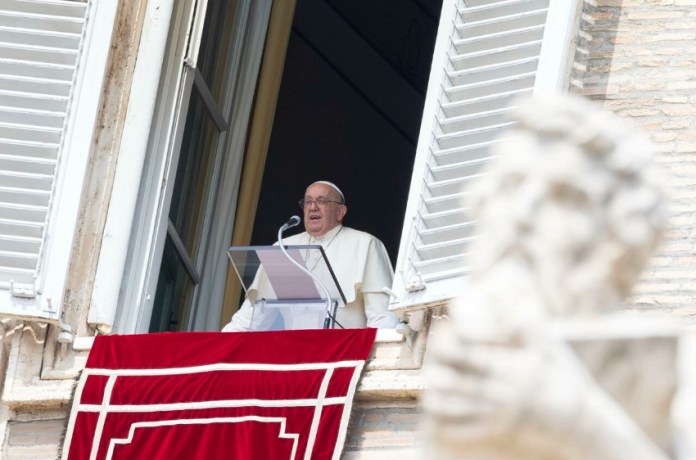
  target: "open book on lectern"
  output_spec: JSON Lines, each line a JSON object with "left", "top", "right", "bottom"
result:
{"left": 227, "top": 245, "right": 347, "bottom": 313}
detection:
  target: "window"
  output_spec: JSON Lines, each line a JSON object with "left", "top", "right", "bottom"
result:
{"left": 90, "top": 0, "right": 273, "bottom": 333}
{"left": 88, "top": 0, "right": 580, "bottom": 332}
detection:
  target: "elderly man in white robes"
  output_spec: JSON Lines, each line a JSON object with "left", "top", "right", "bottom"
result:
{"left": 222, "top": 180, "right": 400, "bottom": 331}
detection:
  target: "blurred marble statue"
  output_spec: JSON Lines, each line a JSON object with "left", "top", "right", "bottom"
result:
{"left": 421, "top": 94, "right": 683, "bottom": 459}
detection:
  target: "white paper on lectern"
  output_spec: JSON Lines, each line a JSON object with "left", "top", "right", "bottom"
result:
{"left": 257, "top": 248, "right": 322, "bottom": 300}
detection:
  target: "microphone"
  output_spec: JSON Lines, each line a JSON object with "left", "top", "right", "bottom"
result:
{"left": 278, "top": 215, "right": 300, "bottom": 246}
{"left": 276, "top": 215, "right": 335, "bottom": 329}
{"left": 280, "top": 215, "right": 301, "bottom": 231}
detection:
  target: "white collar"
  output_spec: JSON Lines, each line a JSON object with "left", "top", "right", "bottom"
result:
{"left": 309, "top": 224, "right": 343, "bottom": 244}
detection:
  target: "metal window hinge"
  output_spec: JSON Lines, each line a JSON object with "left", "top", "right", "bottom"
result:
{"left": 10, "top": 281, "right": 37, "bottom": 299}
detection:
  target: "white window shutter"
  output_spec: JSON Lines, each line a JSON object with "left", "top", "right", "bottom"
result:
{"left": 0, "top": 0, "right": 117, "bottom": 321}
{"left": 391, "top": 0, "right": 580, "bottom": 312}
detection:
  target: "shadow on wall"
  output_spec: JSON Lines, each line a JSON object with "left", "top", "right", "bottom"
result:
{"left": 570, "top": 1, "right": 620, "bottom": 99}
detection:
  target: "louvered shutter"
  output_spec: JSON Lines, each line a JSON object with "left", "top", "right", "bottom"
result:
{"left": 390, "top": 0, "right": 579, "bottom": 312}
{"left": 0, "top": 0, "right": 115, "bottom": 321}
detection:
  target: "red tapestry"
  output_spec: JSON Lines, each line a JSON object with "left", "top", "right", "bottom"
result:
{"left": 62, "top": 328, "right": 376, "bottom": 460}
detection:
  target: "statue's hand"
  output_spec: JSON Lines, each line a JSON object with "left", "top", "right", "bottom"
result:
{"left": 422, "top": 322, "right": 668, "bottom": 460}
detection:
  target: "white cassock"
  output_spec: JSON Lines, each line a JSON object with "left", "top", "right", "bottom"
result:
{"left": 222, "top": 225, "right": 400, "bottom": 331}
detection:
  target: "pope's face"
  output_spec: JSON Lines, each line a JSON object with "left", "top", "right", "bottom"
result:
{"left": 303, "top": 183, "right": 347, "bottom": 237}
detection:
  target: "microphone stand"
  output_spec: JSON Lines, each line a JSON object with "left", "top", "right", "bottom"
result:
{"left": 277, "top": 217, "right": 335, "bottom": 329}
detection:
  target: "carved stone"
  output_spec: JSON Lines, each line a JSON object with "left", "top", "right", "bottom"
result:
{"left": 421, "top": 94, "right": 689, "bottom": 459}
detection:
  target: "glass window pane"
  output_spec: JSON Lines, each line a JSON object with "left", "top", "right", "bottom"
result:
{"left": 150, "top": 236, "right": 196, "bottom": 332}
{"left": 197, "top": 0, "right": 241, "bottom": 104}
{"left": 169, "top": 89, "right": 221, "bottom": 264}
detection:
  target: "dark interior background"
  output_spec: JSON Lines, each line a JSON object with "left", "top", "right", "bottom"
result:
{"left": 250, "top": 0, "right": 442, "bottom": 264}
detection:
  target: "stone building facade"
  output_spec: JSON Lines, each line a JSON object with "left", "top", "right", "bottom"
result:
{"left": 1, "top": 1, "right": 695, "bottom": 458}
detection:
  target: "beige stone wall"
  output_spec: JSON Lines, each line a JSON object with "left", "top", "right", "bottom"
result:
{"left": 0, "top": 325, "right": 73, "bottom": 459}
{"left": 4, "top": 413, "right": 67, "bottom": 460}
{"left": 4, "top": 2, "right": 696, "bottom": 459}
{"left": 570, "top": 0, "right": 696, "bottom": 318}
{"left": 342, "top": 401, "right": 422, "bottom": 459}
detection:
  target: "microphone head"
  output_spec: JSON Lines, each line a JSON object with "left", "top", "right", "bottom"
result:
{"left": 279, "top": 215, "right": 302, "bottom": 242}
{"left": 288, "top": 215, "right": 301, "bottom": 228}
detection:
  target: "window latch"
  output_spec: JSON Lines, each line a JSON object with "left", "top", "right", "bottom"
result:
{"left": 10, "top": 281, "right": 37, "bottom": 299}
{"left": 405, "top": 277, "right": 426, "bottom": 292}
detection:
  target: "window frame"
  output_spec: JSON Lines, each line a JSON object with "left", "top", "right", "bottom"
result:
{"left": 89, "top": 0, "right": 273, "bottom": 333}
{"left": 88, "top": 0, "right": 182, "bottom": 332}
